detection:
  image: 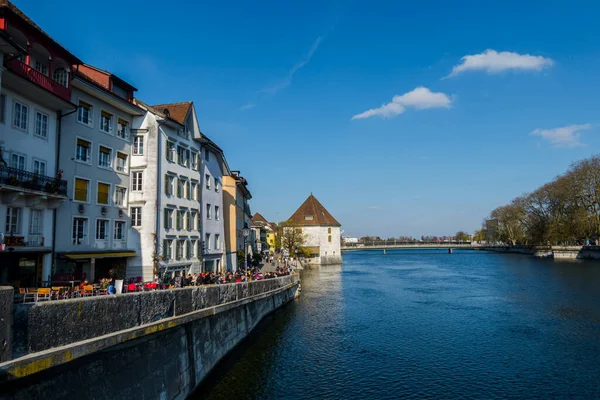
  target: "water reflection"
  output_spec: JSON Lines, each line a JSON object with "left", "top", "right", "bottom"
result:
{"left": 192, "top": 253, "right": 600, "bottom": 399}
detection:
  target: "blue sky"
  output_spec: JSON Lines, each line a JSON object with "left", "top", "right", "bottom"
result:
{"left": 16, "top": 0, "right": 600, "bottom": 237}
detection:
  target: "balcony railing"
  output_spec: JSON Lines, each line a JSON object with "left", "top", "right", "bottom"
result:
{"left": 2, "top": 234, "right": 44, "bottom": 247}
{"left": 0, "top": 165, "right": 68, "bottom": 196}
{"left": 5, "top": 58, "right": 71, "bottom": 102}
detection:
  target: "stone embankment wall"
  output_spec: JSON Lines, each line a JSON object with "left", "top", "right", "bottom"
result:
{"left": 480, "top": 246, "right": 600, "bottom": 260}
{"left": 0, "top": 287, "right": 12, "bottom": 362}
{"left": 0, "top": 275, "right": 300, "bottom": 400}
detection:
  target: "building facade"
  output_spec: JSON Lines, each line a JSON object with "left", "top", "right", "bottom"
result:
{"left": 0, "top": 1, "right": 80, "bottom": 287}
{"left": 222, "top": 171, "right": 252, "bottom": 271}
{"left": 54, "top": 65, "right": 144, "bottom": 283}
{"left": 287, "top": 194, "right": 342, "bottom": 265}
{"left": 128, "top": 101, "right": 203, "bottom": 281}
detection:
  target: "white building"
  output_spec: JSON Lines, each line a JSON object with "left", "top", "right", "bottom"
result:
{"left": 287, "top": 194, "right": 342, "bottom": 265}
{"left": 0, "top": 4, "right": 81, "bottom": 288}
{"left": 199, "top": 137, "right": 227, "bottom": 273}
{"left": 342, "top": 237, "right": 359, "bottom": 244}
{"left": 54, "top": 65, "right": 144, "bottom": 283}
{"left": 128, "top": 101, "right": 203, "bottom": 281}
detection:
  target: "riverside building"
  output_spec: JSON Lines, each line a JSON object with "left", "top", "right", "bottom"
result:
{"left": 128, "top": 101, "right": 204, "bottom": 281}
{"left": 53, "top": 65, "right": 144, "bottom": 282}
{"left": 222, "top": 171, "right": 252, "bottom": 271}
{"left": 0, "top": 0, "right": 81, "bottom": 287}
{"left": 287, "top": 194, "right": 342, "bottom": 265}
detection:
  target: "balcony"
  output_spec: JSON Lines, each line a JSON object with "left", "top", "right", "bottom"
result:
{"left": 2, "top": 234, "right": 45, "bottom": 248}
{"left": 5, "top": 58, "right": 71, "bottom": 102}
{"left": 0, "top": 165, "right": 67, "bottom": 197}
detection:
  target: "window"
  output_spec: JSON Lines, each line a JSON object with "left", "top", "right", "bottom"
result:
{"left": 191, "top": 152, "right": 198, "bottom": 170}
{"left": 115, "top": 187, "right": 126, "bottom": 206}
{"left": 114, "top": 221, "right": 125, "bottom": 241}
{"left": 206, "top": 174, "right": 211, "bottom": 189}
{"left": 10, "top": 153, "right": 25, "bottom": 171}
{"left": 215, "top": 234, "right": 220, "bottom": 250}
{"left": 197, "top": 240, "right": 202, "bottom": 256}
{"left": 53, "top": 67, "right": 69, "bottom": 88}
{"left": 176, "top": 240, "right": 184, "bottom": 260}
{"left": 328, "top": 235, "right": 332, "bottom": 243}
{"left": 131, "top": 207, "right": 142, "bottom": 227}
{"left": 116, "top": 152, "right": 128, "bottom": 173}
{"left": 176, "top": 210, "right": 184, "bottom": 230}
{"left": 72, "top": 218, "right": 88, "bottom": 244}
{"left": 191, "top": 240, "right": 197, "bottom": 258}
{"left": 97, "top": 182, "right": 110, "bottom": 205}
{"left": 190, "top": 182, "right": 199, "bottom": 200}
{"left": 0, "top": 94, "right": 6, "bottom": 123}
{"left": 5, "top": 207, "right": 20, "bottom": 233}
{"left": 186, "top": 181, "right": 191, "bottom": 200}
{"left": 98, "top": 146, "right": 112, "bottom": 168}
{"left": 191, "top": 212, "right": 197, "bottom": 230}
{"left": 328, "top": 228, "right": 332, "bottom": 234}
{"left": 117, "top": 118, "right": 128, "bottom": 139}
{"left": 33, "top": 159, "right": 46, "bottom": 176}
{"left": 177, "top": 178, "right": 183, "bottom": 198}
{"left": 34, "top": 111, "right": 48, "bottom": 138}
{"left": 131, "top": 172, "right": 143, "bottom": 191}
{"left": 165, "top": 175, "right": 174, "bottom": 195}
{"left": 164, "top": 209, "right": 173, "bottom": 229}
{"left": 205, "top": 149, "right": 210, "bottom": 161}
{"left": 34, "top": 60, "right": 48, "bottom": 76}
{"left": 197, "top": 213, "right": 201, "bottom": 231}
{"left": 215, "top": 205, "right": 220, "bottom": 221}
{"left": 76, "top": 139, "right": 91, "bottom": 163}
{"left": 205, "top": 234, "right": 211, "bottom": 250}
{"left": 96, "top": 219, "right": 109, "bottom": 240}
{"left": 196, "top": 184, "right": 201, "bottom": 201}
{"left": 166, "top": 141, "right": 175, "bottom": 162}
{"left": 186, "top": 240, "right": 192, "bottom": 259}
{"left": 186, "top": 212, "right": 192, "bottom": 231}
{"left": 100, "top": 111, "right": 112, "bottom": 133}
{"left": 133, "top": 135, "right": 144, "bottom": 155}
{"left": 74, "top": 178, "right": 89, "bottom": 202}
{"left": 163, "top": 239, "right": 172, "bottom": 260}
{"left": 215, "top": 178, "right": 220, "bottom": 193}
{"left": 13, "top": 101, "right": 28, "bottom": 130}
{"left": 29, "top": 209, "right": 43, "bottom": 234}
{"left": 206, "top": 203, "right": 212, "bottom": 219}
{"left": 77, "top": 101, "right": 92, "bottom": 126}
{"left": 177, "top": 146, "right": 186, "bottom": 166}
{"left": 185, "top": 149, "right": 191, "bottom": 168}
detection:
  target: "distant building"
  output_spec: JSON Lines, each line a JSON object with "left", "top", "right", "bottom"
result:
{"left": 342, "top": 237, "right": 359, "bottom": 244}
{"left": 287, "top": 194, "right": 341, "bottom": 265}
{"left": 266, "top": 222, "right": 277, "bottom": 253}
{"left": 251, "top": 212, "right": 270, "bottom": 253}
{"left": 222, "top": 171, "right": 252, "bottom": 271}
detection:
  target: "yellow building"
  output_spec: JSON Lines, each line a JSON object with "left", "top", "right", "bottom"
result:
{"left": 266, "top": 222, "right": 277, "bottom": 253}
{"left": 222, "top": 172, "right": 252, "bottom": 271}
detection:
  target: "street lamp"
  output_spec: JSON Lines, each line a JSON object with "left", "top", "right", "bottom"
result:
{"left": 242, "top": 227, "right": 251, "bottom": 271}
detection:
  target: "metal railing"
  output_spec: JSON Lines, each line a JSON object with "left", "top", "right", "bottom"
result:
{"left": 5, "top": 58, "right": 71, "bottom": 101}
{"left": 0, "top": 165, "right": 68, "bottom": 196}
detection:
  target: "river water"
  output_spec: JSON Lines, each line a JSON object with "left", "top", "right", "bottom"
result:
{"left": 193, "top": 250, "right": 600, "bottom": 399}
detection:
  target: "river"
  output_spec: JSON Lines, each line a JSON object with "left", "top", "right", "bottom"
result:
{"left": 192, "top": 250, "right": 600, "bottom": 399}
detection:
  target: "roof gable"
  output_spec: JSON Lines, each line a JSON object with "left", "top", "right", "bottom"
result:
{"left": 150, "top": 101, "right": 192, "bottom": 125}
{"left": 251, "top": 213, "right": 269, "bottom": 226}
{"left": 287, "top": 194, "right": 341, "bottom": 227}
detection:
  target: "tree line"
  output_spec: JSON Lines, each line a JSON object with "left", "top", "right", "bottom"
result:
{"left": 485, "top": 155, "right": 600, "bottom": 246}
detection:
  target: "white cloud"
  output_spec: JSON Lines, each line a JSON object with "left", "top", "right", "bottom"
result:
{"left": 367, "top": 206, "right": 379, "bottom": 209}
{"left": 531, "top": 124, "right": 592, "bottom": 148}
{"left": 447, "top": 49, "right": 554, "bottom": 78}
{"left": 240, "top": 103, "right": 255, "bottom": 111}
{"left": 352, "top": 87, "right": 451, "bottom": 120}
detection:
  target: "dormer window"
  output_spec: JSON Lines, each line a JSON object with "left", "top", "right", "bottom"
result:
{"left": 305, "top": 216, "right": 314, "bottom": 221}
{"left": 53, "top": 67, "right": 69, "bottom": 88}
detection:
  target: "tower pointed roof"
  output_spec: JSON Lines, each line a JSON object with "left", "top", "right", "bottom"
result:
{"left": 287, "top": 194, "right": 341, "bottom": 227}
{"left": 251, "top": 212, "right": 269, "bottom": 226}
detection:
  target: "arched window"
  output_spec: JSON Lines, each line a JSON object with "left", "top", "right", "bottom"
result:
{"left": 53, "top": 67, "right": 69, "bottom": 88}
{"left": 328, "top": 235, "right": 332, "bottom": 242}
{"left": 328, "top": 227, "right": 332, "bottom": 234}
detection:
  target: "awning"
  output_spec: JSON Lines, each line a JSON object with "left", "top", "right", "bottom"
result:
{"left": 64, "top": 251, "right": 137, "bottom": 259}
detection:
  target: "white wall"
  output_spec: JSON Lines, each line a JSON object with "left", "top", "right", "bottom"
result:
{"left": 303, "top": 226, "right": 342, "bottom": 265}
{"left": 201, "top": 147, "right": 225, "bottom": 272}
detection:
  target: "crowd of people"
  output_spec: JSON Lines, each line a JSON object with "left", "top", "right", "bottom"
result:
{"left": 162, "top": 264, "right": 295, "bottom": 288}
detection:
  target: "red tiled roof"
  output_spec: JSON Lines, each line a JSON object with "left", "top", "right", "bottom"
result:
{"left": 150, "top": 101, "right": 192, "bottom": 125}
{"left": 287, "top": 194, "right": 341, "bottom": 227}
{"left": 78, "top": 65, "right": 110, "bottom": 90}
{"left": 252, "top": 213, "right": 269, "bottom": 226}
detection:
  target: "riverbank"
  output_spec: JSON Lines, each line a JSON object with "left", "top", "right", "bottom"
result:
{"left": 479, "top": 245, "right": 600, "bottom": 260}
{"left": 0, "top": 275, "right": 300, "bottom": 400}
